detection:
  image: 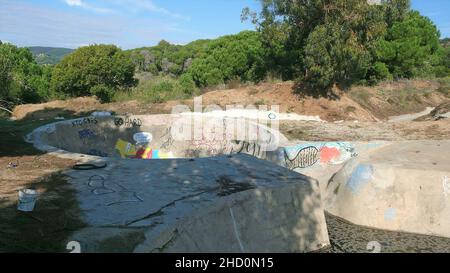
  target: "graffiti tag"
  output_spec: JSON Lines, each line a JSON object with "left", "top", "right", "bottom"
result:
{"left": 284, "top": 146, "right": 320, "bottom": 169}
{"left": 78, "top": 129, "right": 96, "bottom": 140}
{"left": 114, "top": 117, "right": 142, "bottom": 128}
{"left": 72, "top": 117, "right": 98, "bottom": 127}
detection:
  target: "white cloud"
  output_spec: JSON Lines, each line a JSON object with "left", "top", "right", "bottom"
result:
{"left": 0, "top": 1, "right": 200, "bottom": 49}
{"left": 112, "top": 0, "right": 190, "bottom": 21}
{"left": 65, "top": 0, "right": 82, "bottom": 6}
{"left": 64, "top": 0, "right": 113, "bottom": 14}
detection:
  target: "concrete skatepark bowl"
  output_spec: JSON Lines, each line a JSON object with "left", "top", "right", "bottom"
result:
{"left": 26, "top": 114, "right": 450, "bottom": 253}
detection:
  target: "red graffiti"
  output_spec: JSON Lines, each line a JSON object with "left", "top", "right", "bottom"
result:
{"left": 320, "top": 147, "right": 340, "bottom": 163}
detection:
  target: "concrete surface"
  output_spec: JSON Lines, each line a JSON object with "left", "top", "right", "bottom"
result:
{"left": 325, "top": 140, "right": 450, "bottom": 238}
{"left": 26, "top": 114, "right": 450, "bottom": 252}
{"left": 65, "top": 154, "right": 329, "bottom": 253}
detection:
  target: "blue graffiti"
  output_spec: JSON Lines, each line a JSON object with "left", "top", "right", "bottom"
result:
{"left": 384, "top": 208, "right": 397, "bottom": 221}
{"left": 346, "top": 164, "right": 374, "bottom": 194}
{"left": 78, "top": 129, "right": 96, "bottom": 140}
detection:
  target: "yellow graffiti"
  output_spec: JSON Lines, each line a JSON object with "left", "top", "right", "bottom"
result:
{"left": 115, "top": 139, "right": 174, "bottom": 159}
{"left": 115, "top": 139, "right": 137, "bottom": 158}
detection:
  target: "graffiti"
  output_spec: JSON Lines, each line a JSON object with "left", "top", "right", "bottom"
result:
{"left": 133, "top": 132, "right": 153, "bottom": 144}
{"left": 160, "top": 128, "right": 175, "bottom": 149}
{"left": 191, "top": 139, "right": 226, "bottom": 155}
{"left": 346, "top": 164, "right": 374, "bottom": 194}
{"left": 114, "top": 117, "right": 142, "bottom": 128}
{"left": 230, "top": 141, "right": 266, "bottom": 159}
{"left": 72, "top": 117, "right": 98, "bottom": 127}
{"left": 78, "top": 129, "right": 96, "bottom": 140}
{"left": 384, "top": 208, "right": 397, "bottom": 221}
{"left": 115, "top": 139, "right": 173, "bottom": 159}
{"left": 284, "top": 146, "right": 320, "bottom": 169}
{"left": 283, "top": 142, "right": 357, "bottom": 170}
{"left": 88, "top": 175, "right": 143, "bottom": 206}
{"left": 88, "top": 149, "right": 108, "bottom": 157}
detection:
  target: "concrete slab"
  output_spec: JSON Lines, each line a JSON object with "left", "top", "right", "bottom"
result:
{"left": 325, "top": 141, "right": 450, "bottom": 238}
{"left": 66, "top": 154, "right": 330, "bottom": 253}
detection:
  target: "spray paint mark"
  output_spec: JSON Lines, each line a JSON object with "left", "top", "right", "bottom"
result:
{"left": 346, "top": 164, "right": 374, "bottom": 194}
{"left": 384, "top": 208, "right": 397, "bottom": 221}
{"left": 320, "top": 146, "right": 341, "bottom": 163}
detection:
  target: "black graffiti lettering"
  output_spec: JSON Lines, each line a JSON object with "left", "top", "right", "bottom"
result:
{"left": 114, "top": 117, "right": 142, "bottom": 128}
{"left": 284, "top": 146, "right": 319, "bottom": 169}
{"left": 231, "top": 141, "right": 266, "bottom": 159}
{"left": 72, "top": 117, "right": 98, "bottom": 127}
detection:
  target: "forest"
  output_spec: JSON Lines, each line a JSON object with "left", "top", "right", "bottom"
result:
{"left": 0, "top": 0, "right": 449, "bottom": 106}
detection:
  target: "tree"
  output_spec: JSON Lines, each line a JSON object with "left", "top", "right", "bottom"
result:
{"left": 374, "top": 11, "right": 444, "bottom": 79}
{"left": 244, "top": 0, "right": 388, "bottom": 91}
{"left": 188, "top": 31, "right": 265, "bottom": 87}
{"left": 51, "top": 44, "right": 137, "bottom": 102}
{"left": 0, "top": 43, "right": 52, "bottom": 103}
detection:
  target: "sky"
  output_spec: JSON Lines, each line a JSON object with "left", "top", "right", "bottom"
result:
{"left": 0, "top": 0, "right": 448, "bottom": 49}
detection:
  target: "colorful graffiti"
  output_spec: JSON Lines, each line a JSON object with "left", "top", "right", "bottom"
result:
{"left": 282, "top": 142, "right": 357, "bottom": 170}
{"left": 114, "top": 139, "right": 173, "bottom": 159}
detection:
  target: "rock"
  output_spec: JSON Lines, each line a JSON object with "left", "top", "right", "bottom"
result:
{"left": 414, "top": 102, "right": 450, "bottom": 121}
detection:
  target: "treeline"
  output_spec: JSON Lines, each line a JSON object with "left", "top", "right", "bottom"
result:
{"left": 242, "top": 0, "right": 449, "bottom": 94}
{"left": 0, "top": 0, "right": 449, "bottom": 107}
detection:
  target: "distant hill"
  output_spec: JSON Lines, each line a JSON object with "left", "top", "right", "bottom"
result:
{"left": 27, "top": 46, "right": 74, "bottom": 65}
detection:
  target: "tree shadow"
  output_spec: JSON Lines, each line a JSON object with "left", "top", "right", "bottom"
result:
{"left": 0, "top": 172, "right": 85, "bottom": 253}
{"left": 292, "top": 81, "right": 342, "bottom": 101}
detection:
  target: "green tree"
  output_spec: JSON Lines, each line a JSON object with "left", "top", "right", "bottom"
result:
{"left": 245, "top": 0, "right": 389, "bottom": 91}
{"left": 51, "top": 44, "right": 136, "bottom": 102}
{"left": 374, "top": 11, "right": 444, "bottom": 79}
{"left": 188, "top": 31, "right": 265, "bottom": 87}
{"left": 0, "top": 43, "right": 52, "bottom": 103}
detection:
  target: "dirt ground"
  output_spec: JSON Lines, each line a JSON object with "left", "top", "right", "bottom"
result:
{"left": 2, "top": 79, "right": 450, "bottom": 252}
{"left": 12, "top": 79, "right": 449, "bottom": 122}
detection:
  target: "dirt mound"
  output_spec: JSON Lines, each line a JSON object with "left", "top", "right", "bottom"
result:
{"left": 199, "top": 82, "right": 378, "bottom": 122}
{"left": 12, "top": 80, "right": 449, "bottom": 122}
{"left": 348, "top": 80, "right": 448, "bottom": 120}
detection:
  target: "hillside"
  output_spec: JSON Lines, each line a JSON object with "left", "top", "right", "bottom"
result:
{"left": 27, "top": 46, "right": 73, "bottom": 65}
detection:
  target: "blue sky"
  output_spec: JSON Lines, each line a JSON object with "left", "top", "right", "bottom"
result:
{"left": 0, "top": 0, "right": 448, "bottom": 49}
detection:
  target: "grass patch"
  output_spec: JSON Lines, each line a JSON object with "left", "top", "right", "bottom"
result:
{"left": 0, "top": 118, "right": 53, "bottom": 157}
{"left": 113, "top": 74, "right": 200, "bottom": 104}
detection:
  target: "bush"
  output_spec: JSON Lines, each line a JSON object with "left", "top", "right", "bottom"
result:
{"left": 178, "top": 74, "right": 196, "bottom": 95}
{"left": 90, "top": 84, "right": 115, "bottom": 103}
{"left": 51, "top": 44, "right": 137, "bottom": 101}
{"left": 0, "top": 43, "right": 52, "bottom": 104}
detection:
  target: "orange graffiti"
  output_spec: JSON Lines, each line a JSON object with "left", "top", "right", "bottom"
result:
{"left": 320, "top": 146, "right": 340, "bottom": 163}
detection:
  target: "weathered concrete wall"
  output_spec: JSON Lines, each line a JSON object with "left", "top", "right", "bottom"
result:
{"left": 66, "top": 154, "right": 330, "bottom": 253}
{"left": 27, "top": 114, "right": 283, "bottom": 160}
{"left": 325, "top": 141, "right": 450, "bottom": 238}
